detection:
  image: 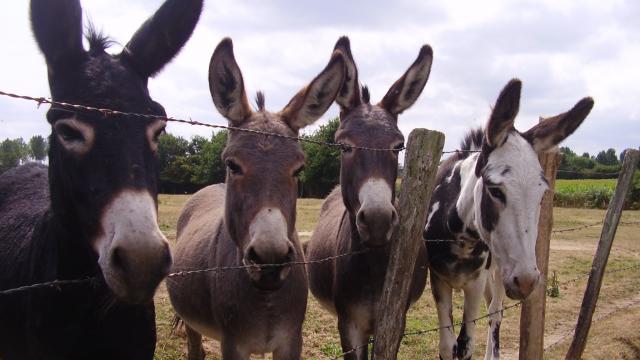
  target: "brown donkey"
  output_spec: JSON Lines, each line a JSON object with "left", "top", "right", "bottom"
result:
{"left": 167, "top": 38, "right": 346, "bottom": 360}
{"left": 306, "top": 37, "right": 433, "bottom": 359}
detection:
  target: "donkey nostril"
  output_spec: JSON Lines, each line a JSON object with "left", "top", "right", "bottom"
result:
{"left": 111, "top": 247, "right": 128, "bottom": 274}
{"left": 513, "top": 276, "right": 520, "bottom": 287}
{"left": 247, "top": 247, "right": 261, "bottom": 264}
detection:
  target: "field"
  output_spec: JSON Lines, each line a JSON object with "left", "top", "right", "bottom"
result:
{"left": 155, "top": 195, "right": 640, "bottom": 359}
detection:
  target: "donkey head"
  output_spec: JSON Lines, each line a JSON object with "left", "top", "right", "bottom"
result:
{"left": 209, "top": 38, "right": 345, "bottom": 290}
{"left": 333, "top": 37, "right": 433, "bottom": 247}
{"left": 31, "top": 0, "right": 202, "bottom": 303}
{"left": 472, "top": 79, "right": 594, "bottom": 299}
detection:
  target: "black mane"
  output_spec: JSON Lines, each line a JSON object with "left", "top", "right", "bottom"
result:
{"left": 255, "top": 91, "right": 265, "bottom": 111}
{"left": 459, "top": 127, "right": 484, "bottom": 159}
{"left": 362, "top": 85, "right": 370, "bottom": 104}
{"left": 85, "top": 22, "right": 115, "bottom": 54}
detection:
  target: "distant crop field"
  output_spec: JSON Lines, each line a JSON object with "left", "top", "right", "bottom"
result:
{"left": 554, "top": 179, "right": 617, "bottom": 209}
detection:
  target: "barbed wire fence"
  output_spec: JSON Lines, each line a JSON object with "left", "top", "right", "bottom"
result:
{"left": 0, "top": 90, "right": 638, "bottom": 358}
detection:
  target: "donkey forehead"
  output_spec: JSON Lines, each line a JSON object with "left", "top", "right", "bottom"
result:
{"left": 484, "top": 133, "right": 544, "bottom": 184}
{"left": 224, "top": 117, "right": 304, "bottom": 162}
{"left": 337, "top": 105, "right": 402, "bottom": 141}
{"left": 51, "top": 54, "right": 155, "bottom": 110}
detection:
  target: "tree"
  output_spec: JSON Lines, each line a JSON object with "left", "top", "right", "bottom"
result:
{"left": 299, "top": 118, "right": 341, "bottom": 198}
{"left": 28, "top": 135, "right": 48, "bottom": 163}
{"left": 595, "top": 148, "right": 619, "bottom": 166}
{"left": 0, "top": 138, "right": 29, "bottom": 174}
{"left": 157, "top": 133, "right": 191, "bottom": 192}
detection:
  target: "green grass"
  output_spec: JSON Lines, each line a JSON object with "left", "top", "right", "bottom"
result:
{"left": 155, "top": 195, "right": 640, "bottom": 359}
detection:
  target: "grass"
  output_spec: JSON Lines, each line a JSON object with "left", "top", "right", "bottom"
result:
{"left": 154, "top": 195, "right": 640, "bottom": 359}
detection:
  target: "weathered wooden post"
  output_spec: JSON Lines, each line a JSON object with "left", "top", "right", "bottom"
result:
{"left": 519, "top": 147, "right": 562, "bottom": 360}
{"left": 373, "top": 129, "right": 444, "bottom": 359}
{"left": 565, "top": 148, "right": 640, "bottom": 359}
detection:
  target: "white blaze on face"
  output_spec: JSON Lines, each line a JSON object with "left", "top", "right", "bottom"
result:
{"left": 248, "top": 208, "right": 292, "bottom": 256}
{"left": 357, "top": 178, "right": 397, "bottom": 243}
{"left": 94, "top": 190, "right": 166, "bottom": 255}
{"left": 359, "top": 178, "right": 393, "bottom": 208}
{"left": 95, "top": 189, "right": 170, "bottom": 301}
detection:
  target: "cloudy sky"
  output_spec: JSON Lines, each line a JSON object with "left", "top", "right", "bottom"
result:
{"left": 1, "top": 0, "right": 638, "bottom": 155}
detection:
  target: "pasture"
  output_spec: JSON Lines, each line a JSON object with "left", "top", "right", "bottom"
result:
{"left": 155, "top": 194, "right": 640, "bottom": 359}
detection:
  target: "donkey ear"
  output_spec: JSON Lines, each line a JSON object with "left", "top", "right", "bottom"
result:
{"left": 30, "top": 0, "right": 85, "bottom": 68}
{"left": 379, "top": 45, "right": 433, "bottom": 116}
{"left": 486, "top": 79, "right": 521, "bottom": 147}
{"left": 333, "top": 36, "right": 362, "bottom": 112}
{"left": 208, "top": 38, "right": 252, "bottom": 126}
{"left": 280, "top": 52, "right": 346, "bottom": 132}
{"left": 523, "top": 97, "right": 594, "bottom": 152}
{"left": 123, "top": 0, "right": 203, "bottom": 78}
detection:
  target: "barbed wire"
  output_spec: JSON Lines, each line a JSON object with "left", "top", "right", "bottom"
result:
{"left": 0, "top": 90, "right": 403, "bottom": 153}
{"left": 331, "top": 301, "right": 523, "bottom": 359}
{"left": 0, "top": 277, "right": 96, "bottom": 296}
{"left": 552, "top": 220, "right": 640, "bottom": 234}
{"left": 167, "top": 249, "right": 369, "bottom": 278}
{"left": 556, "top": 169, "right": 621, "bottom": 177}
{"left": 548, "top": 263, "right": 640, "bottom": 291}
{"left": 552, "top": 221, "right": 603, "bottom": 234}
{"left": 544, "top": 295, "right": 640, "bottom": 352}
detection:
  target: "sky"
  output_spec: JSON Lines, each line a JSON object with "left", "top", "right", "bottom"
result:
{"left": 0, "top": 0, "right": 638, "bottom": 155}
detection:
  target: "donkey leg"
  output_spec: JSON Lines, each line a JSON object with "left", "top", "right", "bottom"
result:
{"left": 484, "top": 268, "right": 505, "bottom": 360}
{"left": 431, "top": 272, "right": 457, "bottom": 360}
{"left": 273, "top": 330, "right": 302, "bottom": 360}
{"left": 457, "top": 274, "right": 487, "bottom": 360}
{"left": 185, "top": 325, "right": 205, "bottom": 360}
{"left": 221, "top": 337, "right": 249, "bottom": 360}
{"left": 338, "top": 316, "right": 369, "bottom": 360}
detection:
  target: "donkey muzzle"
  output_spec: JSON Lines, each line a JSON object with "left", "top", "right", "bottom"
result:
{"left": 96, "top": 190, "right": 172, "bottom": 303}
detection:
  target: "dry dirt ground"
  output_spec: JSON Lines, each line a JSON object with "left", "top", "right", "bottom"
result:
{"left": 155, "top": 196, "right": 640, "bottom": 359}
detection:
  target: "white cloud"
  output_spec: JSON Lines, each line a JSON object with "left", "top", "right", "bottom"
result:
{"left": 0, "top": 0, "right": 637, "bottom": 156}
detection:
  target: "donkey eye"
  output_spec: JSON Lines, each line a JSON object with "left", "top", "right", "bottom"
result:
{"left": 487, "top": 186, "right": 506, "bottom": 203}
{"left": 152, "top": 126, "right": 166, "bottom": 143}
{"left": 56, "top": 123, "right": 85, "bottom": 143}
{"left": 393, "top": 143, "right": 405, "bottom": 152}
{"left": 293, "top": 165, "right": 305, "bottom": 177}
{"left": 225, "top": 159, "right": 243, "bottom": 175}
{"left": 340, "top": 144, "right": 353, "bottom": 154}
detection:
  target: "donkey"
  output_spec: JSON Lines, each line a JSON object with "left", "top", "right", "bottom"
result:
{"left": 306, "top": 37, "right": 433, "bottom": 360}
{"left": 423, "top": 79, "right": 594, "bottom": 359}
{"left": 0, "top": 1, "right": 202, "bottom": 359}
{"left": 167, "top": 38, "right": 346, "bottom": 360}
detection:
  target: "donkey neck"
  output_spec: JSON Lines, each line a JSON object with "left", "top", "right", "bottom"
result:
{"left": 455, "top": 153, "right": 481, "bottom": 234}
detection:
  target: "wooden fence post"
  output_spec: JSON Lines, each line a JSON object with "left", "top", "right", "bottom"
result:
{"left": 372, "top": 129, "right": 444, "bottom": 359}
{"left": 565, "top": 149, "right": 640, "bottom": 359}
{"left": 519, "top": 149, "right": 562, "bottom": 359}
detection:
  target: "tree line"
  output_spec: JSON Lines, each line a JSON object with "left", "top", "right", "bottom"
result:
{"left": 0, "top": 135, "right": 48, "bottom": 173}
{"left": 2, "top": 125, "right": 636, "bottom": 196}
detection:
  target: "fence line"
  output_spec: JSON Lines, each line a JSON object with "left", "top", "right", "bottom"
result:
{"left": 331, "top": 301, "right": 524, "bottom": 359}
{"left": 332, "top": 261, "right": 640, "bottom": 359}
{"left": 556, "top": 169, "right": 621, "bottom": 177}
{"left": 0, "top": 89, "right": 484, "bottom": 155}
{"left": 3, "top": 222, "right": 639, "bottom": 295}
{"left": 544, "top": 296, "right": 640, "bottom": 352}
{"left": 552, "top": 220, "right": 640, "bottom": 234}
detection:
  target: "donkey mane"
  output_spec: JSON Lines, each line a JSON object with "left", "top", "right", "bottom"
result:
{"left": 85, "top": 22, "right": 115, "bottom": 54}
{"left": 361, "top": 85, "right": 370, "bottom": 104}
{"left": 459, "top": 127, "right": 484, "bottom": 159}
{"left": 255, "top": 91, "right": 265, "bottom": 111}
